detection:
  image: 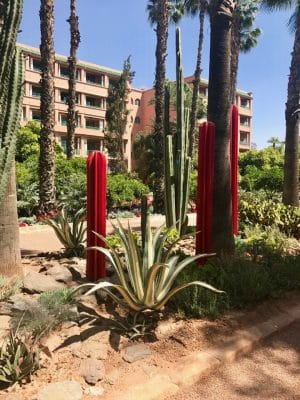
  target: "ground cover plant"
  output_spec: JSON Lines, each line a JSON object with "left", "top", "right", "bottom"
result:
{"left": 0, "top": 276, "right": 20, "bottom": 302}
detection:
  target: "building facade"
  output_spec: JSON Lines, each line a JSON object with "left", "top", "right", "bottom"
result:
{"left": 20, "top": 43, "right": 253, "bottom": 173}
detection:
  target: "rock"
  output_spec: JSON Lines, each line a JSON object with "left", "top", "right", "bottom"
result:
{"left": 37, "top": 381, "right": 82, "bottom": 400}
{"left": 85, "top": 386, "right": 105, "bottom": 396}
{"left": 40, "top": 332, "right": 62, "bottom": 353}
{"left": 59, "top": 258, "right": 76, "bottom": 265}
{"left": 0, "top": 315, "right": 11, "bottom": 341}
{"left": 46, "top": 265, "right": 73, "bottom": 283}
{"left": 23, "top": 271, "right": 64, "bottom": 293}
{"left": 80, "top": 341, "right": 108, "bottom": 360}
{"left": 11, "top": 296, "right": 39, "bottom": 312}
{"left": 105, "top": 369, "right": 120, "bottom": 385}
{"left": 123, "top": 343, "right": 151, "bottom": 363}
{"left": 80, "top": 358, "right": 105, "bottom": 385}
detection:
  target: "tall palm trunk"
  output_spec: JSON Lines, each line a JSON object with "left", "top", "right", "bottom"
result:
{"left": 229, "top": 14, "right": 240, "bottom": 104}
{"left": 0, "top": 166, "right": 22, "bottom": 276}
{"left": 207, "top": 0, "right": 236, "bottom": 254}
{"left": 189, "top": 4, "right": 205, "bottom": 157}
{"left": 153, "top": 0, "right": 169, "bottom": 213}
{"left": 66, "top": 0, "right": 80, "bottom": 159}
{"left": 283, "top": 14, "right": 300, "bottom": 207}
{"left": 39, "top": 0, "right": 56, "bottom": 213}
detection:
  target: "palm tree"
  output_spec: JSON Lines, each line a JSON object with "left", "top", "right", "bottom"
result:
{"left": 147, "top": 0, "right": 170, "bottom": 213}
{"left": 39, "top": 0, "right": 56, "bottom": 213}
{"left": 263, "top": 0, "right": 299, "bottom": 206}
{"left": 184, "top": 0, "right": 208, "bottom": 157}
{"left": 267, "top": 136, "right": 282, "bottom": 149}
{"left": 207, "top": 0, "right": 236, "bottom": 253}
{"left": 66, "top": 0, "right": 80, "bottom": 159}
{"left": 230, "top": 0, "right": 261, "bottom": 104}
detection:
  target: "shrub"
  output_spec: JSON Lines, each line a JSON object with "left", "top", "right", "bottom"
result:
{"left": 239, "top": 198, "right": 300, "bottom": 238}
{"left": 172, "top": 253, "right": 300, "bottom": 319}
{"left": 107, "top": 174, "right": 150, "bottom": 210}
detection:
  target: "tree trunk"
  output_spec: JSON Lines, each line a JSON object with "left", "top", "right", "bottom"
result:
{"left": 283, "top": 16, "right": 300, "bottom": 207}
{"left": 39, "top": 0, "right": 56, "bottom": 214}
{"left": 207, "top": 0, "right": 235, "bottom": 254}
{"left": 229, "top": 14, "right": 240, "bottom": 105}
{"left": 67, "top": 0, "right": 80, "bottom": 159}
{"left": 189, "top": 4, "right": 205, "bottom": 157}
{"left": 153, "top": 0, "right": 168, "bottom": 214}
{"left": 0, "top": 165, "right": 22, "bottom": 277}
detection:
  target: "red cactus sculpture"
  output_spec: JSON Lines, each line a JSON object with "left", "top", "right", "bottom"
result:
{"left": 230, "top": 105, "right": 239, "bottom": 236}
{"left": 86, "top": 152, "right": 107, "bottom": 281}
{"left": 196, "top": 122, "right": 216, "bottom": 257}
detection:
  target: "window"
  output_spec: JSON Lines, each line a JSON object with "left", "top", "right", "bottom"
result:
{"left": 199, "top": 87, "right": 207, "bottom": 97}
{"left": 86, "top": 72, "right": 105, "bottom": 86}
{"left": 22, "top": 107, "right": 26, "bottom": 122}
{"left": 134, "top": 116, "right": 141, "bottom": 124}
{"left": 240, "top": 98, "right": 250, "bottom": 108}
{"left": 135, "top": 99, "right": 141, "bottom": 106}
{"left": 85, "top": 117, "right": 104, "bottom": 130}
{"left": 60, "top": 91, "right": 80, "bottom": 104}
{"left": 87, "top": 139, "right": 103, "bottom": 155}
{"left": 31, "top": 85, "right": 41, "bottom": 98}
{"left": 240, "top": 116, "right": 250, "bottom": 127}
{"left": 31, "top": 58, "right": 42, "bottom": 72}
{"left": 60, "top": 65, "right": 69, "bottom": 78}
{"left": 85, "top": 96, "right": 105, "bottom": 109}
{"left": 240, "top": 131, "right": 250, "bottom": 145}
{"left": 60, "top": 114, "right": 67, "bottom": 126}
{"left": 31, "top": 109, "right": 41, "bottom": 121}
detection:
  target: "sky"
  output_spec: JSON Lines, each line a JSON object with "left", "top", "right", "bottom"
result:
{"left": 19, "top": 0, "right": 294, "bottom": 149}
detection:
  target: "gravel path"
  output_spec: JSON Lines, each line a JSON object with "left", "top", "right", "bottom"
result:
{"left": 166, "top": 320, "right": 300, "bottom": 400}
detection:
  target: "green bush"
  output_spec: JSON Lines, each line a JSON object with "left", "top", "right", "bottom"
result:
{"left": 239, "top": 198, "right": 300, "bottom": 238}
{"left": 172, "top": 253, "right": 300, "bottom": 319}
{"left": 107, "top": 174, "right": 149, "bottom": 210}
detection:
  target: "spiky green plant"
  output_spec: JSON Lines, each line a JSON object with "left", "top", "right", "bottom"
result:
{"left": 44, "top": 208, "right": 86, "bottom": 257}
{"left": 0, "top": 0, "right": 24, "bottom": 202}
{"left": 0, "top": 331, "right": 39, "bottom": 385}
{"left": 164, "top": 27, "right": 191, "bottom": 235}
{"left": 75, "top": 216, "right": 222, "bottom": 312}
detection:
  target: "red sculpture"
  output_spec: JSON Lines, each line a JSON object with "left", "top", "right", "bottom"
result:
{"left": 230, "top": 105, "right": 239, "bottom": 236}
{"left": 196, "top": 122, "right": 215, "bottom": 257}
{"left": 86, "top": 152, "right": 107, "bottom": 281}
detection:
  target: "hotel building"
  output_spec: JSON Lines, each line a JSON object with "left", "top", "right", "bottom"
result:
{"left": 20, "top": 43, "right": 253, "bottom": 172}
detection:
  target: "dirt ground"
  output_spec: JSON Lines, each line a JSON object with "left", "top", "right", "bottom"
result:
{"left": 166, "top": 320, "right": 300, "bottom": 400}
{"left": 1, "top": 271, "right": 299, "bottom": 400}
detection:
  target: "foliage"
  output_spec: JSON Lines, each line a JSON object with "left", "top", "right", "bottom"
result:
{"left": 105, "top": 56, "right": 135, "bottom": 173}
{"left": 44, "top": 208, "right": 86, "bottom": 257}
{"left": 189, "top": 170, "right": 198, "bottom": 204}
{"left": 75, "top": 217, "right": 222, "bottom": 312}
{"left": 132, "top": 133, "right": 155, "bottom": 187}
{"left": 107, "top": 174, "right": 149, "bottom": 210}
{"left": 239, "top": 147, "right": 284, "bottom": 175}
{"left": 38, "top": 288, "right": 75, "bottom": 307}
{"left": 239, "top": 198, "right": 300, "bottom": 238}
{"left": 0, "top": 276, "right": 20, "bottom": 301}
{"left": 173, "top": 253, "right": 300, "bottom": 318}
{"left": 15, "top": 121, "right": 40, "bottom": 162}
{"left": 17, "top": 182, "right": 39, "bottom": 217}
{"left": 11, "top": 289, "right": 78, "bottom": 338}
{"left": 0, "top": 332, "right": 39, "bottom": 385}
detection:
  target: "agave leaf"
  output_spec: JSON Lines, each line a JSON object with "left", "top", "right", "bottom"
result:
{"left": 142, "top": 216, "right": 154, "bottom": 282}
{"left": 156, "top": 254, "right": 180, "bottom": 295}
{"left": 143, "top": 263, "right": 169, "bottom": 308}
{"left": 83, "top": 281, "right": 141, "bottom": 312}
{"left": 0, "top": 374, "right": 11, "bottom": 383}
{"left": 158, "top": 253, "right": 215, "bottom": 301}
{"left": 154, "top": 281, "right": 224, "bottom": 310}
{"left": 154, "top": 225, "right": 175, "bottom": 264}
{"left": 127, "top": 223, "right": 144, "bottom": 300}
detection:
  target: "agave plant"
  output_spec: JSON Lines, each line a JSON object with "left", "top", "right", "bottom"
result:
{"left": 44, "top": 208, "right": 86, "bottom": 257}
{"left": 0, "top": 332, "right": 39, "bottom": 385}
{"left": 76, "top": 216, "right": 223, "bottom": 312}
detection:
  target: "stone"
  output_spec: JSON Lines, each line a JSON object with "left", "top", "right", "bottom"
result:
{"left": 80, "top": 358, "right": 105, "bottom": 385}
{"left": 0, "top": 315, "right": 11, "bottom": 341}
{"left": 59, "top": 258, "right": 76, "bottom": 265}
{"left": 37, "top": 381, "right": 82, "bottom": 400}
{"left": 40, "top": 332, "right": 62, "bottom": 353}
{"left": 106, "top": 369, "right": 120, "bottom": 385}
{"left": 46, "top": 265, "right": 73, "bottom": 283}
{"left": 23, "top": 271, "right": 64, "bottom": 293}
{"left": 11, "top": 296, "right": 38, "bottom": 312}
{"left": 85, "top": 386, "right": 105, "bottom": 396}
{"left": 122, "top": 343, "right": 151, "bottom": 363}
{"left": 80, "top": 341, "right": 108, "bottom": 360}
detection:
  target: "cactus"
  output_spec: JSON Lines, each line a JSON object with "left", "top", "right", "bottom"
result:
{"left": 164, "top": 27, "right": 191, "bottom": 235}
{"left": 0, "top": 0, "right": 24, "bottom": 202}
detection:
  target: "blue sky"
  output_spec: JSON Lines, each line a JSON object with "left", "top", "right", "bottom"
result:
{"left": 19, "top": 0, "right": 294, "bottom": 148}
